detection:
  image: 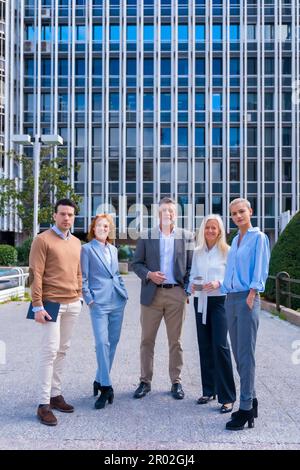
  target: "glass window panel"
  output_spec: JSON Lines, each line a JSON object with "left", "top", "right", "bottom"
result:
{"left": 265, "top": 58, "right": 274, "bottom": 75}
{"left": 127, "top": 58, "right": 136, "bottom": 75}
{"left": 143, "top": 127, "right": 153, "bottom": 146}
{"left": 195, "top": 93, "right": 205, "bottom": 110}
{"left": 195, "top": 161, "right": 205, "bottom": 180}
{"left": 213, "top": 161, "right": 222, "bottom": 181}
{"left": 230, "top": 24, "right": 240, "bottom": 40}
{"left": 161, "top": 162, "right": 171, "bottom": 181}
{"left": 178, "top": 127, "right": 188, "bottom": 146}
{"left": 92, "top": 25, "right": 102, "bottom": 41}
{"left": 282, "top": 127, "right": 291, "bottom": 146}
{"left": 247, "top": 93, "right": 257, "bottom": 110}
{"left": 264, "top": 92, "right": 274, "bottom": 110}
{"left": 93, "top": 58, "right": 102, "bottom": 75}
{"left": 265, "top": 127, "right": 274, "bottom": 146}
{"left": 76, "top": 25, "right": 85, "bottom": 41}
{"left": 161, "top": 93, "right": 171, "bottom": 110}
{"left": 161, "top": 58, "right": 171, "bottom": 75}
{"left": 230, "top": 58, "right": 240, "bottom": 75}
{"left": 247, "top": 57, "right": 257, "bottom": 75}
{"left": 178, "top": 25, "right": 188, "bottom": 41}
{"left": 247, "top": 24, "right": 256, "bottom": 40}
{"left": 282, "top": 57, "right": 291, "bottom": 75}
{"left": 109, "top": 93, "right": 119, "bottom": 110}
{"left": 195, "top": 24, "right": 205, "bottom": 41}
{"left": 109, "top": 127, "right": 119, "bottom": 146}
{"left": 230, "top": 93, "right": 240, "bottom": 110}
{"left": 178, "top": 161, "right": 188, "bottom": 181}
{"left": 109, "top": 58, "right": 119, "bottom": 75}
{"left": 265, "top": 161, "right": 274, "bottom": 181}
{"left": 230, "top": 127, "right": 240, "bottom": 146}
{"left": 126, "top": 93, "right": 136, "bottom": 110}
{"left": 178, "top": 59, "right": 188, "bottom": 75}
{"left": 75, "top": 93, "right": 85, "bottom": 110}
{"left": 109, "top": 25, "right": 119, "bottom": 41}
{"left": 144, "top": 94, "right": 153, "bottom": 110}
{"left": 213, "top": 24, "right": 222, "bottom": 41}
{"left": 195, "top": 128, "right": 205, "bottom": 146}
{"left": 144, "top": 25, "right": 154, "bottom": 41}
{"left": 247, "top": 128, "right": 257, "bottom": 146}
{"left": 282, "top": 92, "right": 292, "bottom": 110}
{"left": 213, "top": 58, "right": 222, "bottom": 75}
{"left": 144, "top": 58, "right": 154, "bottom": 75}
{"left": 178, "top": 93, "right": 188, "bottom": 110}
{"left": 127, "top": 25, "right": 136, "bottom": 41}
{"left": 212, "top": 127, "right": 222, "bottom": 145}
{"left": 161, "top": 24, "right": 171, "bottom": 41}
{"left": 92, "top": 93, "right": 102, "bottom": 110}
{"left": 161, "top": 127, "right": 171, "bottom": 145}
{"left": 195, "top": 58, "right": 205, "bottom": 75}
{"left": 126, "top": 127, "right": 136, "bottom": 146}
{"left": 213, "top": 93, "right": 222, "bottom": 111}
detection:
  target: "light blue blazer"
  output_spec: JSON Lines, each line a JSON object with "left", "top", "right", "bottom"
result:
{"left": 81, "top": 239, "right": 128, "bottom": 306}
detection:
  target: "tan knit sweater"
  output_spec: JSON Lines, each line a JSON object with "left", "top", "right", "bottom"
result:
{"left": 29, "top": 229, "right": 82, "bottom": 306}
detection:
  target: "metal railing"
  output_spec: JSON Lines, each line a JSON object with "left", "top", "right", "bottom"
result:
{"left": 268, "top": 271, "right": 300, "bottom": 311}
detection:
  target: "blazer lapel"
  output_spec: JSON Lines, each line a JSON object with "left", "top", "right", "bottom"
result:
{"left": 91, "top": 239, "right": 113, "bottom": 276}
{"left": 150, "top": 227, "right": 161, "bottom": 269}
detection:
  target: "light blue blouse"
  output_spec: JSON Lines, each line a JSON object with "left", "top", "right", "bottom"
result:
{"left": 221, "top": 227, "right": 270, "bottom": 294}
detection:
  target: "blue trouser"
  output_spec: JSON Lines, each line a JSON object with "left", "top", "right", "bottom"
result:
{"left": 90, "top": 291, "right": 126, "bottom": 386}
{"left": 225, "top": 291, "right": 260, "bottom": 411}
{"left": 194, "top": 296, "right": 236, "bottom": 404}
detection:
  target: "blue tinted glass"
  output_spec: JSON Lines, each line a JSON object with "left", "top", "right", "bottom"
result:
{"left": 126, "top": 93, "right": 136, "bottom": 110}
{"left": 93, "top": 25, "right": 102, "bottom": 41}
{"left": 212, "top": 127, "right": 222, "bottom": 145}
{"left": 26, "top": 25, "right": 35, "bottom": 40}
{"left": 58, "top": 59, "right": 68, "bottom": 75}
{"left": 75, "top": 59, "right": 85, "bottom": 75}
{"left": 59, "top": 25, "right": 68, "bottom": 41}
{"left": 41, "top": 59, "right": 51, "bottom": 75}
{"left": 127, "top": 25, "right": 136, "bottom": 41}
{"left": 109, "top": 58, "right": 119, "bottom": 75}
{"left": 230, "top": 24, "right": 240, "bottom": 40}
{"left": 230, "top": 58, "right": 240, "bottom": 75}
{"left": 75, "top": 93, "right": 85, "bottom": 110}
{"left": 213, "top": 24, "right": 222, "bottom": 40}
{"left": 195, "top": 128, "right": 205, "bottom": 146}
{"left": 178, "top": 59, "right": 188, "bottom": 75}
{"left": 230, "top": 127, "right": 240, "bottom": 146}
{"left": 161, "top": 25, "right": 171, "bottom": 41}
{"left": 161, "top": 127, "right": 171, "bottom": 145}
{"left": 230, "top": 93, "right": 240, "bottom": 110}
{"left": 25, "top": 59, "right": 34, "bottom": 75}
{"left": 213, "top": 93, "right": 222, "bottom": 110}
{"left": 93, "top": 58, "right": 102, "bottom": 75}
{"left": 178, "top": 93, "right": 188, "bottom": 110}
{"left": 161, "top": 93, "right": 171, "bottom": 110}
{"left": 195, "top": 25, "right": 205, "bottom": 41}
{"left": 127, "top": 59, "right": 136, "bottom": 75}
{"left": 178, "top": 25, "right": 188, "bottom": 41}
{"left": 144, "top": 25, "right": 154, "bottom": 41}
{"left": 213, "top": 58, "right": 222, "bottom": 75}
{"left": 196, "top": 58, "right": 205, "bottom": 75}
{"left": 178, "top": 127, "right": 188, "bottom": 146}
{"left": 93, "top": 93, "right": 102, "bottom": 110}
{"left": 144, "top": 94, "right": 154, "bottom": 110}
{"left": 161, "top": 58, "right": 171, "bottom": 75}
{"left": 109, "top": 93, "right": 119, "bottom": 110}
{"left": 110, "top": 25, "right": 119, "bottom": 41}
{"left": 144, "top": 58, "right": 154, "bottom": 75}
{"left": 76, "top": 25, "right": 85, "bottom": 41}
{"left": 195, "top": 93, "right": 205, "bottom": 110}
{"left": 144, "top": 127, "right": 153, "bottom": 146}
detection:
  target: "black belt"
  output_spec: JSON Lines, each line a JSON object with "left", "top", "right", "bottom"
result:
{"left": 158, "top": 284, "right": 180, "bottom": 289}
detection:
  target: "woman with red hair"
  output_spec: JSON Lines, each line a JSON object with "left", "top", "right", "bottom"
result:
{"left": 81, "top": 214, "right": 128, "bottom": 409}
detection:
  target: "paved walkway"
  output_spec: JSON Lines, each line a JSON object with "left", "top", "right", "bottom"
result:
{"left": 0, "top": 273, "right": 300, "bottom": 450}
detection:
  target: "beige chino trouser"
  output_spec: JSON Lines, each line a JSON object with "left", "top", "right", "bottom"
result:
{"left": 38, "top": 300, "right": 81, "bottom": 404}
{"left": 140, "top": 286, "right": 187, "bottom": 385}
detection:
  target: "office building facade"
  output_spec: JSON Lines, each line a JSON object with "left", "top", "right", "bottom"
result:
{"left": 4, "top": 0, "right": 300, "bottom": 242}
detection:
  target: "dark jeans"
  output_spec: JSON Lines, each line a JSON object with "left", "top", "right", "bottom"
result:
{"left": 194, "top": 296, "right": 236, "bottom": 404}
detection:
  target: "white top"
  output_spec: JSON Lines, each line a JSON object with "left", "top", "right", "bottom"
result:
{"left": 159, "top": 228, "right": 176, "bottom": 284}
{"left": 189, "top": 244, "right": 227, "bottom": 324}
{"left": 98, "top": 240, "right": 112, "bottom": 269}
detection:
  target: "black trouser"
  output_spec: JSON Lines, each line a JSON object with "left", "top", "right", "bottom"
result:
{"left": 194, "top": 296, "right": 236, "bottom": 404}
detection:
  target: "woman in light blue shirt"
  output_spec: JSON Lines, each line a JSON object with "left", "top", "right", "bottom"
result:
{"left": 81, "top": 214, "right": 128, "bottom": 409}
{"left": 221, "top": 198, "right": 270, "bottom": 431}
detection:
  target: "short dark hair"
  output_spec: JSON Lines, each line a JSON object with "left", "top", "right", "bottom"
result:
{"left": 159, "top": 197, "right": 176, "bottom": 206}
{"left": 54, "top": 198, "right": 78, "bottom": 214}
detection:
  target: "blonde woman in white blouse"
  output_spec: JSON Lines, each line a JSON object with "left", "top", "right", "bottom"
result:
{"left": 189, "top": 214, "right": 236, "bottom": 413}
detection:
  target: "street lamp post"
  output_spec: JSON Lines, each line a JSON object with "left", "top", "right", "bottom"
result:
{"left": 12, "top": 134, "right": 63, "bottom": 237}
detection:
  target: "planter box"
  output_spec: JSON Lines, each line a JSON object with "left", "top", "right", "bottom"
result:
{"left": 118, "top": 262, "right": 128, "bottom": 274}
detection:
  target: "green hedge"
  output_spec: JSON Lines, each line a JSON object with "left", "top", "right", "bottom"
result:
{"left": 265, "top": 211, "right": 300, "bottom": 310}
{"left": 16, "top": 237, "right": 33, "bottom": 265}
{"left": 0, "top": 244, "right": 18, "bottom": 266}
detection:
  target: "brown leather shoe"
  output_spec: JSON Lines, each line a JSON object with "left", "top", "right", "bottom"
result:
{"left": 50, "top": 395, "right": 74, "bottom": 413}
{"left": 37, "top": 405, "right": 57, "bottom": 426}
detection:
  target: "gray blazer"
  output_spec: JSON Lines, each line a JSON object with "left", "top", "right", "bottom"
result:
{"left": 132, "top": 227, "right": 194, "bottom": 306}
{"left": 81, "top": 239, "right": 128, "bottom": 305}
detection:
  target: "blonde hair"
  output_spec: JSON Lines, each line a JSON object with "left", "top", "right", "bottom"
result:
{"left": 87, "top": 213, "right": 115, "bottom": 243}
{"left": 195, "top": 214, "right": 229, "bottom": 256}
{"left": 229, "top": 198, "right": 251, "bottom": 211}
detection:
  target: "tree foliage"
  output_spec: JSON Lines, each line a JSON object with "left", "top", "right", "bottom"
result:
{"left": 264, "top": 211, "right": 300, "bottom": 309}
{"left": 0, "top": 150, "right": 82, "bottom": 236}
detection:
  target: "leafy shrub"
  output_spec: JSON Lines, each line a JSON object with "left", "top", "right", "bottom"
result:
{"left": 118, "top": 245, "right": 133, "bottom": 261}
{"left": 265, "top": 211, "right": 300, "bottom": 310}
{"left": 16, "top": 237, "right": 33, "bottom": 265}
{"left": 0, "top": 244, "right": 17, "bottom": 266}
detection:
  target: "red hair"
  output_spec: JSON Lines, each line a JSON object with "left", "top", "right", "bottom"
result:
{"left": 87, "top": 214, "right": 115, "bottom": 243}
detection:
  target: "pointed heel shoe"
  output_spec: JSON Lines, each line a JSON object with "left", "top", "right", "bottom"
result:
{"left": 93, "top": 381, "right": 101, "bottom": 396}
{"left": 197, "top": 395, "right": 216, "bottom": 405}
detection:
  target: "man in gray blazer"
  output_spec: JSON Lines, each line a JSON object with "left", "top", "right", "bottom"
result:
{"left": 132, "top": 197, "right": 194, "bottom": 400}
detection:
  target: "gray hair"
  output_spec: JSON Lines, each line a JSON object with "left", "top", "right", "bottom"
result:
{"left": 159, "top": 197, "right": 176, "bottom": 206}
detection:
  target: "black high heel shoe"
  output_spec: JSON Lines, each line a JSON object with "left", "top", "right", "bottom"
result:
{"left": 226, "top": 408, "right": 254, "bottom": 431}
{"left": 231, "top": 398, "right": 258, "bottom": 419}
{"left": 93, "top": 381, "right": 101, "bottom": 397}
{"left": 95, "top": 386, "right": 114, "bottom": 409}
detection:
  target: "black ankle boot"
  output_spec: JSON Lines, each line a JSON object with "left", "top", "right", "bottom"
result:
{"left": 232, "top": 398, "right": 258, "bottom": 419}
{"left": 95, "top": 386, "right": 114, "bottom": 409}
{"left": 93, "top": 381, "right": 101, "bottom": 397}
{"left": 226, "top": 408, "right": 254, "bottom": 431}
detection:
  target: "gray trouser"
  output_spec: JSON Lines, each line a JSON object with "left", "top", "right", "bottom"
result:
{"left": 225, "top": 291, "right": 260, "bottom": 411}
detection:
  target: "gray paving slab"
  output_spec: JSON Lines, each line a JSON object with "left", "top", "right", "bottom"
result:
{"left": 0, "top": 273, "right": 300, "bottom": 450}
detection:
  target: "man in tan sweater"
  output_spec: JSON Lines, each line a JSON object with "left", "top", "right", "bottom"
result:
{"left": 29, "top": 198, "right": 82, "bottom": 426}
